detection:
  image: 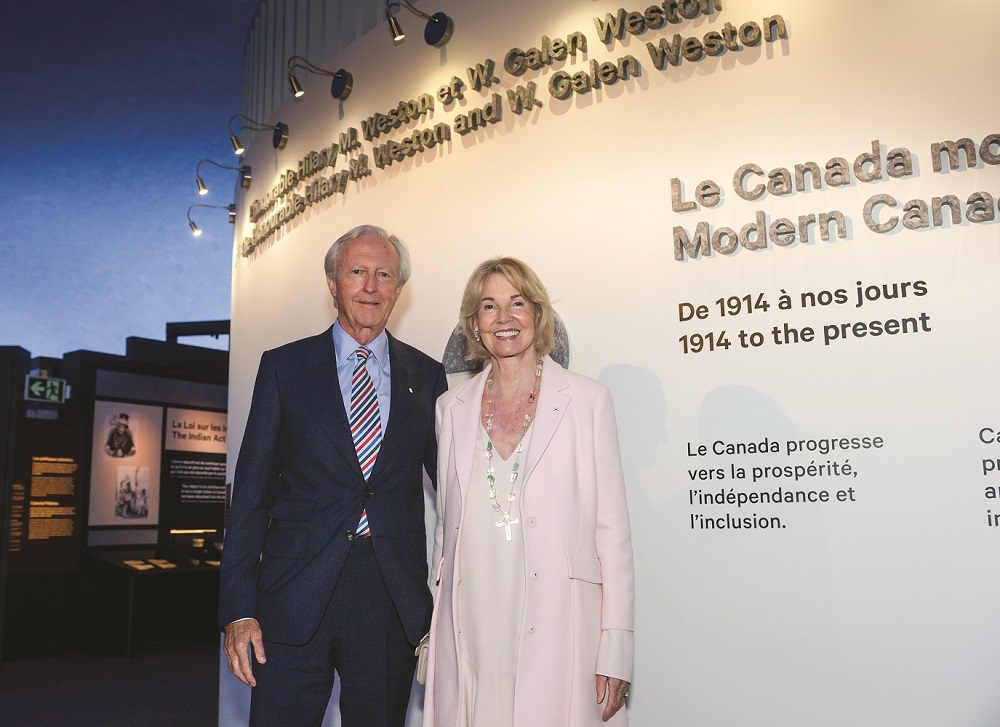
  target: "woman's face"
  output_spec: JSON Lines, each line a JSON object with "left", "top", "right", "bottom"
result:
{"left": 475, "top": 273, "right": 536, "bottom": 362}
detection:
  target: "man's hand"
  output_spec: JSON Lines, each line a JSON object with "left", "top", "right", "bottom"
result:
{"left": 223, "top": 618, "right": 266, "bottom": 687}
{"left": 596, "top": 674, "right": 630, "bottom": 722}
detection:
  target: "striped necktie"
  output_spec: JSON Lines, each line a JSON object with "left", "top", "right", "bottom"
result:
{"left": 350, "top": 347, "right": 381, "bottom": 536}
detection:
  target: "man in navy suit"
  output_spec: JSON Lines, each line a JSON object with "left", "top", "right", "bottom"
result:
{"left": 219, "top": 224, "right": 447, "bottom": 726}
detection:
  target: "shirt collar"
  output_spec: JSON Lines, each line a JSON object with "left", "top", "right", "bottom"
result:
{"left": 332, "top": 320, "right": 389, "bottom": 369}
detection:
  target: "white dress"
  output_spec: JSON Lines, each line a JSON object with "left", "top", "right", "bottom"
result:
{"left": 454, "top": 423, "right": 532, "bottom": 727}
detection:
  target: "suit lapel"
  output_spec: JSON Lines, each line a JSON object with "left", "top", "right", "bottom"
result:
{"left": 302, "top": 326, "right": 365, "bottom": 480}
{"left": 523, "top": 356, "right": 570, "bottom": 483}
{"left": 369, "top": 333, "right": 415, "bottom": 481}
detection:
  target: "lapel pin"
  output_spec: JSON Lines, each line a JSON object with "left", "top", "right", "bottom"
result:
{"left": 408, "top": 387, "right": 414, "bottom": 393}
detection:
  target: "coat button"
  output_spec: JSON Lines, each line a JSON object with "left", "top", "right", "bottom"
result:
{"left": 531, "top": 571, "right": 539, "bottom": 579}
{"left": 527, "top": 516, "right": 538, "bottom": 527}
{"left": 528, "top": 626, "right": 535, "bottom": 634}
{"left": 363, "top": 488, "right": 373, "bottom": 498}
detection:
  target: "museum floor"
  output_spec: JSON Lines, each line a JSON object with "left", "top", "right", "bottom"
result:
{"left": 0, "top": 636, "right": 218, "bottom": 726}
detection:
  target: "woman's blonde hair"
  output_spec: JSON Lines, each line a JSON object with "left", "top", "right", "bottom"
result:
{"left": 459, "top": 257, "right": 555, "bottom": 363}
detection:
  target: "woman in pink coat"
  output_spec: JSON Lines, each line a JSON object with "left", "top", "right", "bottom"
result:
{"left": 424, "top": 257, "right": 634, "bottom": 727}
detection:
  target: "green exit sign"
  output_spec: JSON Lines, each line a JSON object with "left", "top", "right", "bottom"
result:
{"left": 24, "top": 375, "right": 67, "bottom": 404}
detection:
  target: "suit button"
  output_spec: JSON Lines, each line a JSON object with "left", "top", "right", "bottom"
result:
{"left": 531, "top": 571, "right": 539, "bottom": 579}
{"left": 527, "top": 516, "right": 538, "bottom": 528}
{"left": 346, "top": 532, "right": 354, "bottom": 541}
{"left": 528, "top": 626, "right": 535, "bottom": 634}
{"left": 363, "top": 488, "right": 373, "bottom": 498}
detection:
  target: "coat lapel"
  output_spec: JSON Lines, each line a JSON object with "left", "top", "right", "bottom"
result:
{"left": 523, "top": 356, "right": 570, "bottom": 483}
{"left": 371, "top": 333, "right": 405, "bottom": 479}
{"left": 302, "top": 326, "right": 365, "bottom": 480}
{"left": 451, "top": 367, "right": 490, "bottom": 499}
{"left": 369, "top": 332, "right": 419, "bottom": 481}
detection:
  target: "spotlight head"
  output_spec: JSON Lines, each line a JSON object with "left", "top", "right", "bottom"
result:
{"left": 230, "top": 133, "right": 245, "bottom": 156}
{"left": 197, "top": 177, "right": 208, "bottom": 195}
{"left": 388, "top": 13, "right": 404, "bottom": 42}
{"left": 189, "top": 220, "right": 202, "bottom": 237}
{"left": 289, "top": 73, "right": 305, "bottom": 98}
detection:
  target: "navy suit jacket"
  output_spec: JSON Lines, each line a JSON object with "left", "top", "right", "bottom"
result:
{"left": 218, "top": 327, "right": 447, "bottom": 646}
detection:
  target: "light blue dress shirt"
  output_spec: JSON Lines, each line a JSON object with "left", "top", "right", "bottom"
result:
{"left": 332, "top": 320, "right": 391, "bottom": 434}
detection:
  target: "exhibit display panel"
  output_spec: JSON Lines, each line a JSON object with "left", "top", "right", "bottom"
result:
{"left": 7, "top": 420, "right": 83, "bottom": 574}
{"left": 89, "top": 401, "right": 163, "bottom": 527}
{"left": 88, "top": 370, "right": 228, "bottom": 547}
{"left": 159, "top": 407, "right": 227, "bottom": 551}
{"left": 224, "top": 0, "right": 1000, "bottom": 724}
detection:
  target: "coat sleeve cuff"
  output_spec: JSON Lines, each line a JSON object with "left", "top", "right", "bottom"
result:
{"left": 596, "top": 628, "right": 634, "bottom": 682}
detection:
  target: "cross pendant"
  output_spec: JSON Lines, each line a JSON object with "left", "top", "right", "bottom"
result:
{"left": 495, "top": 513, "right": 519, "bottom": 542}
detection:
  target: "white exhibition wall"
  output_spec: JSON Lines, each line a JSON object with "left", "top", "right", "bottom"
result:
{"left": 222, "top": 1, "right": 1000, "bottom": 724}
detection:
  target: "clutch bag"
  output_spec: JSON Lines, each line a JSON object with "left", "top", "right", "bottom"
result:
{"left": 415, "top": 633, "right": 430, "bottom": 685}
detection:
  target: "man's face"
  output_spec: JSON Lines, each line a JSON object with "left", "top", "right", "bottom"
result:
{"left": 326, "top": 235, "right": 403, "bottom": 345}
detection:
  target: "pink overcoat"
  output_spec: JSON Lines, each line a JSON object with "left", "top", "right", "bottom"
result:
{"left": 423, "top": 357, "right": 634, "bottom": 727}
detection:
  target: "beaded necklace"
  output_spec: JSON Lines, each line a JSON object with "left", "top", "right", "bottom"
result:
{"left": 484, "top": 357, "right": 542, "bottom": 541}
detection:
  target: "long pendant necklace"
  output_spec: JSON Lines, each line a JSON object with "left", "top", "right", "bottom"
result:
{"left": 484, "top": 358, "right": 542, "bottom": 542}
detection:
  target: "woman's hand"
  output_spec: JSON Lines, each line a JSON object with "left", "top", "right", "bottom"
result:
{"left": 596, "top": 674, "right": 630, "bottom": 722}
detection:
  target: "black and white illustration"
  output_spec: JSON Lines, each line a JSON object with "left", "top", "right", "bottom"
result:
{"left": 89, "top": 400, "right": 163, "bottom": 526}
{"left": 114, "top": 466, "right": 150, "bottom": 519}
{"left": 104, "top": 412, "right": 137, "bottom": 458}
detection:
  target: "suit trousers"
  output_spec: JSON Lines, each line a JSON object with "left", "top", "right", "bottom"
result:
{"left": 249, "top": 536, "right": 417, "bottom": 727}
